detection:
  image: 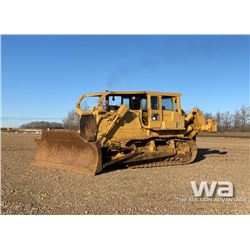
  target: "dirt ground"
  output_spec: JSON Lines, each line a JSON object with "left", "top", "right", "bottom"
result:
{"left": 1, "top": 133, "right": 249, "bottom": 215}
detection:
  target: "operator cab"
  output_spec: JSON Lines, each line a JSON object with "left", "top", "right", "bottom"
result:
{"left": 76, "top": 91, "right": 185, "bottom": 130}
{"left": 102, "top": 92, "right": 184, "bottom": 129}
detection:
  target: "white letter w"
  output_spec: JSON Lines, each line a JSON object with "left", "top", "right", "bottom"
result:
{"left": 191, "top": 181, "right": 217, "bottom": 197}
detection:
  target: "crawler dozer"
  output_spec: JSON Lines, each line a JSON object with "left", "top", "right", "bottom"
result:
{"left": 33, "top": 91, "right": 217, "bottom": 174}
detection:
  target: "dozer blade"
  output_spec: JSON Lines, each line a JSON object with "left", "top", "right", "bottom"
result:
{"left": 32, "top": 130, "right": 102, "bottom": 175}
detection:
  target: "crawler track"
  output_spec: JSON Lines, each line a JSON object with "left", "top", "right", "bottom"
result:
{"left": 127, "top": 140, "right": 197, "bottom": 169}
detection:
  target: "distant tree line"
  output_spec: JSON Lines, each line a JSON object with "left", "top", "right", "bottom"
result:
{"left": 203, "top": 105, "right": 250, "bottom": 132}
{"left": 20, "top": 121, "right": 63, "bottom": 129}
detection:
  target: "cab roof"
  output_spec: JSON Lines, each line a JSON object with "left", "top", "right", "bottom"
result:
{"left": 87, "top": 91, "right": 181, "bottom": 97}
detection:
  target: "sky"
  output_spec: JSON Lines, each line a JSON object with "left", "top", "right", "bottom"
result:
{"left": 1, "top": 35, "right": 249, "bottom": 127}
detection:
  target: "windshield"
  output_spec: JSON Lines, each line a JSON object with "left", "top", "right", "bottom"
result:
{"left": 104, "top": 94, "right": 147, "bottom": 111}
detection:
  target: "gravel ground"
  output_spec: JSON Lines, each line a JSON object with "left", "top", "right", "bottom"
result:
{"left": 1, "top": 133, "right": 249, "bottom": 215}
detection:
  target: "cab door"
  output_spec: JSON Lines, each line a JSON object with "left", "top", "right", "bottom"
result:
{"left": 161, "top": 96, "right": 185, "bottom": 130}
{"left": 148, "top": 95, "right": 162, "bottom": 128}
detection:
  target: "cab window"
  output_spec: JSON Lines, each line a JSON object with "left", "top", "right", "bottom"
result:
{"left": 151, "top": 96, "right": 159, "bottom": 110}
{"left": 107, "top": 95, "right": 122, "bottom": 111}
{"left": 141, "top": 97, "right": 147, "bottom": 111}
{"left": 162, "top": 96, "right": 173, "bottom": 110}
{"left": 122, "top": 97, "right": 130, "bottom": 108}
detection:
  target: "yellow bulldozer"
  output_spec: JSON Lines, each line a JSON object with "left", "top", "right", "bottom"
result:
{"left": 33, "top": 91, "right": 217, "bottom": 175}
